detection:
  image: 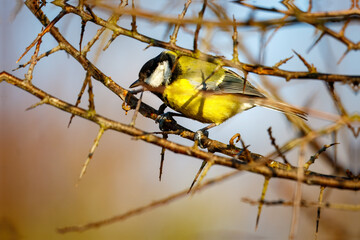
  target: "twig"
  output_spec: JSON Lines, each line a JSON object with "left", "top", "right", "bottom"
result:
{"left": 289, "top": 143, "right": 305, "bottom": 240}
{"left": 131, "top": 0, "right": 137, "bottom": 32}
{"left": 13, "top": 45, "right": 62, "bottom": 71}
{"left": 47, "top": 2, "right": 360, "bottom": 86}
{"left": 193, "top": 0, "right": 207, "bottom": 51}
{"left": 267, "top": 127, "right": 290, "bottom": 165}
{"left": 242, "top": 197, "right": 360, "bottom": 211}
{"left": 25, "top": 37, "right": 42, "bottom": 83}
{"left": 58, "top": 171, "right": 240, "bottom": 233}
{"left": 3, "top": 72, "right": 359, "bottom": 190}
{"left": 304, "top": 143, "right": 338, "bottom": 170}
{"left": 169, "top": 0, "right": 192, "bottom": 45}
{"left": 231, "top": 16, "right": 239, "bottom": 62}
{"left": 17, "top": 10, "right": 67, "bottom": 63}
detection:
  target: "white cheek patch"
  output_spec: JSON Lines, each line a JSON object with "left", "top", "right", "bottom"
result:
{"left": 145, "top": 61, "right": 171, "bottom": 87}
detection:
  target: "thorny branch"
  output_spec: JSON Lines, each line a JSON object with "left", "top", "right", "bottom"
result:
{"left": 1, "top": 71, "right": 359, "bottom": 190}
{"left": 51, "top": 1, "right": 360, "bottom": 87}
{"left": 7, "top": 0, "right": 358, "bottom": 194}
{"left": 4, "top": 0, "right": 360, "bottom": 236}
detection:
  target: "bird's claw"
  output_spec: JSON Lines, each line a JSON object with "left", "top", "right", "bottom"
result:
{"left": 194, "top": 129, "right": 209, "bottom": 149}
{"left": 156, "top": 112, "right": 176, "bottom": 131}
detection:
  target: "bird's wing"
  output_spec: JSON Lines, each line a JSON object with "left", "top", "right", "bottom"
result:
{"left": 176, "top": 56, "right": 264, "bottom": 98}
{"left": 213, "top": 69, "right": 265, "bottom": 97}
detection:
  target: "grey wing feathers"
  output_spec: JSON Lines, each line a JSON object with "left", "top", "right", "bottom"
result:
{"left": 217, "top": 69, "right": 265, "bottom": 98}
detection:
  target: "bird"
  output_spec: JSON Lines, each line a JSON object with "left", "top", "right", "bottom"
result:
{"left": 130, "top": 50, "right": 306, "bottom": 147}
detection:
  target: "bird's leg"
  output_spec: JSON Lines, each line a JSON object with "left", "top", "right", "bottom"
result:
{"left": 158, "top": 103, "right": 167, "bottom": 115}
{"left": 194, "top": 123, "right": 217, "bottom": 148}
{"left": 156, "top": 112, "right": 177, "bottom": 131}
{"left": 155, "top": 104, "right": 185, "bottom": 131}
{"left": 155, "top": 104, "right": 172, "bottom": 131}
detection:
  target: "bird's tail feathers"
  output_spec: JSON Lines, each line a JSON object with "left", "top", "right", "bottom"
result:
{"left": 244, "top": 97, "right": 308, "bottom": 120}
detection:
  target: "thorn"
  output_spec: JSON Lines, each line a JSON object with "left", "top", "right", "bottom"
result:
{"left": 315, "top": 186, "right": 325, "bottom": 237}
{"left": 307, "top": 32, "right": 325, "bottom": 53}
{"left": 304, "top": 143, "right": 339, "bottom": 170}
{"left": 188, "top": 161, "right": 207, "bottom": 193}
{"left": 274, "top": 55, "right": 294, "bottom": 68}
{"left": 337, "top": 49, "right": 350, "bottom": 65}
{"left": 144, "top": 43, "right": 153, "bottom": 50}
{"left": 26, "top": 96, "right": 50, "bottom": 111}
{"left": 159, "top": 133, "right": 168, "bottom": 181}
{"left": 191, "top": 160, "right": 214, "bottom": 195}
{"left": 264, "top": 23, "right": 285, "bottom": 49}
{"left": 68, "top": 72, "right": 92, "bottom": 127}
{"left": 77, "top": 127, "right": 106, "bottom": 184}
{"left": 79, "top": 19, "right": 87, "bottom": 52}
{"left": 255, "top": 177, "right": 270, "bottom": 230}
{"left": 293, "top": 50, "right": 317, "bottom": 72}
{"left": 130, "top": 91, "right": 143, "bottom": 127}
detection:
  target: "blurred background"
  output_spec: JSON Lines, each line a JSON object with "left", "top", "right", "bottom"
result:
{"left": 1, "top": 0, "right": 359, "bottom": 239}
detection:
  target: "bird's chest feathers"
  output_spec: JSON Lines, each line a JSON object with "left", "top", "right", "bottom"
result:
{"left": 163, "top": 79, "right": 242, "bottom": 124}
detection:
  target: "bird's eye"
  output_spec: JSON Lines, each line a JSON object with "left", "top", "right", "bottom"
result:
{"left": 139, "top": 72, "right": 147, "bottom": 80}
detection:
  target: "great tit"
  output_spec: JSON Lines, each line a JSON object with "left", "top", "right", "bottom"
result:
{"left": 130, "top": 51, "right": 306, "bottom": 144}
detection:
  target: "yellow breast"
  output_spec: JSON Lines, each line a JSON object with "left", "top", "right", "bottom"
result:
{"left": 163, "top": 79, "right": 247, "bottom": 124}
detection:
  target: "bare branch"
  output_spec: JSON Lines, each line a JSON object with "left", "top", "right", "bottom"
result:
{"left": 2, "top": 71, "right": 359, "bottom": 190}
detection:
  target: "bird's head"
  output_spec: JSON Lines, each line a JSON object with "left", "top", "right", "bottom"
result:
{"left": 130, "top": 51, "right": 176, "bottom": 90}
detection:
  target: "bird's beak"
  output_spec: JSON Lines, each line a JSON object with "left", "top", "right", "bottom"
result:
{"left": 129, "top": 79, "right": 141, "bottom": 88}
